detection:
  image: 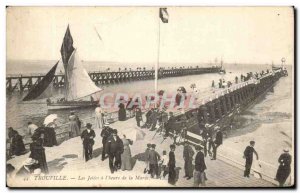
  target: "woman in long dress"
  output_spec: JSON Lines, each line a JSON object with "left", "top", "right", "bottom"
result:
{"left": 95, "top": 107, "right": 104, "bottom": 129}
{"left": 29, "top": 134, "right": 48, "bottom": 174}
{"left": 121, "top": 135, "right": 133, "bottom": 171}
{"left": 69, "top": 112, "right": 80, "bottom": 138}
{"left": 118, "top": 103, "right": 126, "bottom": 121}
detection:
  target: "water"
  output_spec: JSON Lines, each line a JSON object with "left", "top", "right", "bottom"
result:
{"left": 6, "top": 61, "right": 291, "bottom": 138}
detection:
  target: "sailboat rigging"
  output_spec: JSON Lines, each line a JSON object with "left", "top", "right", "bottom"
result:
{"left": 22, "top": 25, "right": 102, "bottom": 110}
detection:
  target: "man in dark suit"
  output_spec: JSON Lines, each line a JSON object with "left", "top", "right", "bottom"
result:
{"left": 106, "top": 129, "right": 124, "bottom": 173}
{"left": 168, "top": 144, "right": 176, "bottom": 185}
{"left": 211, "top": 128, "right": 223, "bottom": 160}
{"left": 194, "top": 145, "right": 207, "bottom": 187}
{"left": 148, "top": 144, "right": 161, "bottom": 178}
{"left": 142, "top": 108, "right": 153, "bottom": 128}
{"left": 100, "top": 123, "right": 112, "bottom": 161}
{"left": 81, "top": 123, "right": 96, "bottom": 162}
{"left": 200, "top": 124, "right": 210, "bottom": 157}
{"left": 183, "top": 141, "right": 194, "bottom": 180}
{"left": 243, "top": 141, "right": 259, "bottom": 177}
{"left": 275, "top": 148, "right": 292, "bottom": 187}
{"left": 165, "top": 112, "right": 175, "bottom": 137}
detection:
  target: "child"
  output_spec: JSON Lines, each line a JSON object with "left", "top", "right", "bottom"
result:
{"left": 159, "top": 150, "right": 169, "bottom": 178}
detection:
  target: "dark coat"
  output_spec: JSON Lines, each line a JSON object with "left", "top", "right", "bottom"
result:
{"left": 100, "top": 127, "right": 112, "bottom": 144}
{"left": 145, "top": 110, "right": 153, "bottom": 123}
{"left": 10, "top": 133, "right": 25, "bottom": 156}
{"left": 215, "top": 131, "right": 223, "bottom": 145}
{"left": 183, "top": 145, "right": 194, "bottom": 160}
{"left": 144, "top": 148, "right": 150, "bottom": 162}
{"left": 183, "top": 145, "right": 194, "bottom": 176}
{"left": 135, "top": 110, "right": 142, "bottom": 121}
{"left": 195, "top": 151, "right": 206, "bottom": 172}
{"left": 244, "top": 146, "right": 256, "bottom": 161}
{"left": 29, "top": 139, "right": 48, "bottom": 174}
{"left": 118, "top": 103, "right": 126, "bottom": 121}
{"left": 148, "top": 150, "right": 160, "bottom": 165}
{"left": 34, "top": 126, "right": 57, "bottom": 147}
{"left": 81, "top": 129, "right": 96, "bottom": 147}
{"left": 168, "top": 151, "right": 176, "bottom": 185}
{"left": 175, "top": 94, "right": 182, "bottom": 106}
{"left": 276, "top": 153, "right": 292, "bottom": 184}
{"left": 168, "top": 151, "right": 176, "bottom": 168}
{"left": 106, "top": 135, "right": 124, "bottom": 155}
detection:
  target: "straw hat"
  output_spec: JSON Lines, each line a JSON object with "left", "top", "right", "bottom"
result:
{"left": 23, "top": 158, "right": 36, "bottom": 166}
{"left": 283, "top": 148, "right": 289, "bottom": 153}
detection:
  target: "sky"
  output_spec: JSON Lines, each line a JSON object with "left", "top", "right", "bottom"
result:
{"left": 6, "top": 7, "right": 294, "bottom": 65}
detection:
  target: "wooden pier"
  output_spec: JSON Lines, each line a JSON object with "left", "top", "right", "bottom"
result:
{"left": 6, "top": 66, "right": 221, "bottom": 93}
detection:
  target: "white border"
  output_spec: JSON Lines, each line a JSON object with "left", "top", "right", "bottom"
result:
{"left": 1, "top": 1, "right": 299, "bottom": 193}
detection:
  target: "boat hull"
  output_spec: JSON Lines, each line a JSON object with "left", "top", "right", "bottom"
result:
{"left": 47, "top": 101, "right": 98, "bottom": 110}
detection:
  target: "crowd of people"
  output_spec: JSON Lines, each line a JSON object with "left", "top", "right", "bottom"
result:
{"left": 6, "top": 84, "right": 292, "bottom": 187}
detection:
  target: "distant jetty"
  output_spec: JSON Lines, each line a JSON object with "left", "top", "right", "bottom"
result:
{"left": 6, "top": 66, "right": 221, "bottom": 93}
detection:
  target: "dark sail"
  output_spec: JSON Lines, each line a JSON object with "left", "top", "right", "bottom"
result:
{"left": 60, "top": 25, "right": 75, "bottom": 98}
{"left": 60, "top": 25, "right": 75, "bottom": 67}
{"left": 22, "top": 61, "right": 59, "bottom": 101}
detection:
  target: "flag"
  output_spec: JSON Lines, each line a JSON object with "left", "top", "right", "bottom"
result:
{"left": 60, "top": 25, "right": 75, "bottom": 66}
{"left": 159, "top": 8, "right": 169, "bottom": 23}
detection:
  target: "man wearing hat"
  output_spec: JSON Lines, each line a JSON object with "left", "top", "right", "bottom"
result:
{"left": 275, "top": 148, "right": 292, "bottom": 187}
{"left": 148, "top": 144, "right": 161, "bottom": 178}
{"left": 194, "top": 145, "right": 207, "bottom": 187}
{"left": 183, "top": 141, "right": 194, "bottom": 180}
{"left": 81, "top": 123, "right": 96, "bottom": 162}
{"left": 106, "top": 129, "right": 124, "bottom": 173}
{"left": 200, "top": 124, "right": 210, "bottom": 157}
{"left": 243, "top": 141, "right": 259, "bottom": 177}
{"left": 143, "top": 143, "right": 152, "bottom": 174}
{"left": 100, "top": 123, "right": 113, "bottom": 161}
{"left": 211, "top": 128, "right": 223, "bottom": 160}
{"left": 168, "top": 144, "right": 177, "bottom": 185}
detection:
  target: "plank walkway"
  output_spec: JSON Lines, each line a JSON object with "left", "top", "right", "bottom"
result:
{"left": 7, "top": 114, "right": 275, "bottom": 188}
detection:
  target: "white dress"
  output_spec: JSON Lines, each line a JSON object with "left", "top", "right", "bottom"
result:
{"left": 95, "top": 107, "right": 103, "bottom": 129}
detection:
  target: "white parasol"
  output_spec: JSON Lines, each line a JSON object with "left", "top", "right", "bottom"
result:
{"left": 119, "top": 127, "right": 146, "bottom": 142}
{"left": 43, "top": 114, "right": 58, "bottom": 126}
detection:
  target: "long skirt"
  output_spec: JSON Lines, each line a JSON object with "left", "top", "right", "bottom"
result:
{"left": 276, "top": 165, "right": 291, "bottom": 185}
{"left": 95, "top": 113, "right": 103, "bottom": 129}
{"left": 118, "top": 108, "right": 126, "bottom": 121}
{"left": 168, "top": 166, "right": 176, "bottom": 185}
{"left": 43, "top": 127, "right": 57, "bottom": 147}
{"left": 121, "top": 147, "right": 132, "bottom": 170}
{"left": 10, "top": 135, "right": 25, "bottom": 156}
{"left": 184, "top": 159, "right": 194, "bottom": 177}
{"left": 70, "top": 121, "right": 80, "bottom": 138}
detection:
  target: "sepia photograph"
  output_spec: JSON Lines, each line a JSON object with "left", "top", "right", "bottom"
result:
{"left": 5, "top": 6, "right": 294, "bottom": 188}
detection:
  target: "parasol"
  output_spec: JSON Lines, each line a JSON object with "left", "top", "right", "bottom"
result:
{"left": 43, "top": 114, "right": 58, "bottom": 126}
{"left": 119, "top": 127, "right": 146, "bottom": 142}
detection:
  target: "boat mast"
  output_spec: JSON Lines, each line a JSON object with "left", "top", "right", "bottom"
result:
{"left": 60, "top": 25, "right": 75, "bottom": 101}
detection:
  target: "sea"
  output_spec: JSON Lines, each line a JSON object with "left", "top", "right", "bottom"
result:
{"left": 6, "top": 60, "right": 293, "bottom": 139}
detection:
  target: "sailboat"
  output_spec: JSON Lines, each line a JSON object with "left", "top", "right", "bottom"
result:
{"left": 23, "top": 26, "right": 102, "bottom": 110}
{"left": 218, "top": 59, "right": 226, "bottom": 74}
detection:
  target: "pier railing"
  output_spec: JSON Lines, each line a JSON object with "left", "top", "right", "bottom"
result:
{"left": 6, "top": 67, "right": 221, "bottom": 93}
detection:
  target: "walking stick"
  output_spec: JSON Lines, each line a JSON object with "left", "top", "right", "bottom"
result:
{"left": 160, "top": 136, "right": 167, "bottom": 144}
{"left": 152, "top": 124, "right": 162, "bottom": 140}
{"left": 82, "top": 144, "right": 85, "bottom": 160}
